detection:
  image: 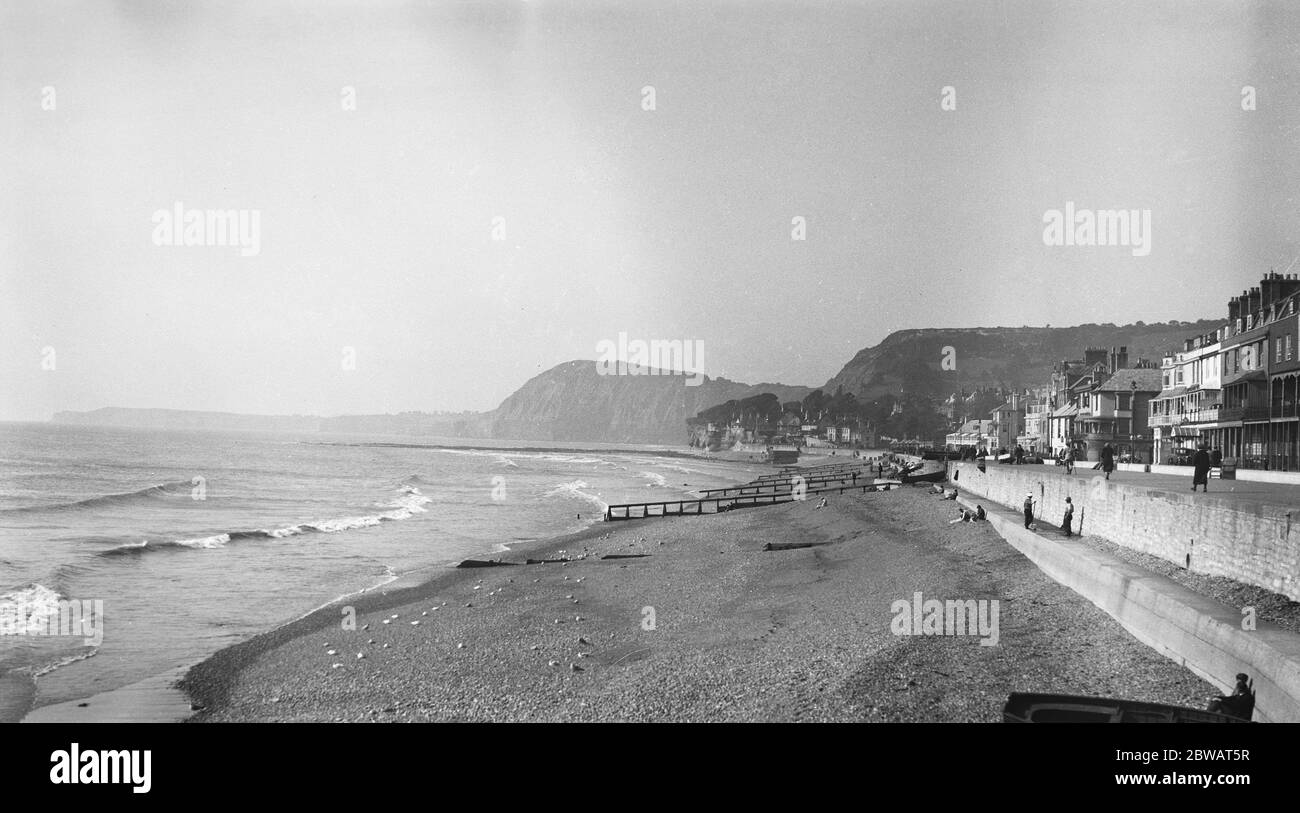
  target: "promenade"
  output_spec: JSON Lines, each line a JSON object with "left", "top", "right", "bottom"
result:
{"left": 978, "top": 461, "right": 1300, "bottom": 511}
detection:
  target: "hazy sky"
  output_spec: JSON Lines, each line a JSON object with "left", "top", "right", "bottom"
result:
{"left": 3, "top": 0, "right": 1300, "bottom": 420}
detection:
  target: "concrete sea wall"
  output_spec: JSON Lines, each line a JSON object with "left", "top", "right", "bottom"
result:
{"left": 954, "top": 493, "right": 1300, "bottom": 722}
{"left": 949, "top": 462, "right": 1300, "bottom": 602}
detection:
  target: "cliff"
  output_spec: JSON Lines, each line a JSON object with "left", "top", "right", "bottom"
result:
{"left": 822, "top": 320, "right": 1224, "bottom": 399}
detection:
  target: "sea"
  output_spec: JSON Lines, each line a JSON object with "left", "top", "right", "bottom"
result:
{"left": 0, "top": 422, "right": 762, "bottom": 721}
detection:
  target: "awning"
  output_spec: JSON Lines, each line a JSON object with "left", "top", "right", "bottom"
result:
{"left": 1222, "top": 370, "right": 1266, "bottom": 387}
{"left": 1151, "top": 386, "right": 1187, "bottom": 401}
{"left": 1050, "top": 404, "right": 1079, "bottom": 418}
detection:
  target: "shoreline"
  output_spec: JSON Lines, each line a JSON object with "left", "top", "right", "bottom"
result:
{"left": 181, "top": 483, "right": 1218, "bottom": 723}
{"left": 179, "top": 521, "right": 618, "bottom": 719}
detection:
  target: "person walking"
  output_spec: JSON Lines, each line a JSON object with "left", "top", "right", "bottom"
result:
{"left": 1101, "top": 442, "right": 1115, "bottom": 480}
{"left": 1192, "top": 443, "right": 1211, "bottom": 492}
{"left": 1065, "top": 447, "right": 1075, "bottom": 475}
{"left": 1022, "top": 492, "right": 1035, "bottom": 529}
{"left": 1061, "top": 497, "right": 1074, "bottom": 536}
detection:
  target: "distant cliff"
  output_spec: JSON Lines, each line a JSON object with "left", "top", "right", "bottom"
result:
{"left": 484, "top": 360, "right": 811, "bottom": 444}
{"left": 51, "top": 320, "right": 1223, "bottom": 444}
{"left": 822, "top": 320, "right": 1224, "bottom": 399}
{"left": 49, "top": 363, "right": 809, "bottom": 444}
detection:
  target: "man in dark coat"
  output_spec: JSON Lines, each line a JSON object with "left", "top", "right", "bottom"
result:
{"left": 1192, "top": 444, "right": 1211, "bottom": 492}
{"left": 1100, "top": 443, "right": 1115, "bottom": 480}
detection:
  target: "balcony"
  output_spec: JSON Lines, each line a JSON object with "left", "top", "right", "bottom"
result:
{"left": 1217, "top": 406, "right": 1270, "bottom": 422}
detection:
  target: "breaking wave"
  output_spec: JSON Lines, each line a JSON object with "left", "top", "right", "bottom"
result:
{"left": 96, "top": 488, "right": 433, "bottom": 558}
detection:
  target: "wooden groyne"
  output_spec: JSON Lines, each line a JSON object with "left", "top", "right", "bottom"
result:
{"left": 603, "top": 479, "right": 900, "bottom": 521}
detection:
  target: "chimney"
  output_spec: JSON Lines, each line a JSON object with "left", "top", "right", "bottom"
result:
{"left": 1248, "top": 286, "right": 1262, "bottom": 318}
{"left": 1228, "top": 296, "right": 1242, "bottom": 324}
{"left": 1084, "top": 347, "right": 1107, "bottom": 367}
{"left": 1107, "top": 345, "right": 1128, "bottom": 373}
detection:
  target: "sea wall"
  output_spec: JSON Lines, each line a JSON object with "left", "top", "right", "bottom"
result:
{"left": 949, "top": 462, "right": 1300, "bottom": 602}
{"left": 954, "top": 494, "right": 1300, "bottom": 723}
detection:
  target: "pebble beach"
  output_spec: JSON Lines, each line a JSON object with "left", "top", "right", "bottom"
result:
{"left": 180, "top": 484, "right": 1218, "bottom": 722}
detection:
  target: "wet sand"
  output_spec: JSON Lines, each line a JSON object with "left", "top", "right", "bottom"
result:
{"left": 183, "top": 486, "right": 1217, "bottom": 722}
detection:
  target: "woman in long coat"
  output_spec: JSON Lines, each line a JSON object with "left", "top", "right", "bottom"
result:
{"left": 1192, "top": 445, "right": 1211, "bottom": 492}
{"left": 1100, "top": 443, "right": 1115, "bottom": 480}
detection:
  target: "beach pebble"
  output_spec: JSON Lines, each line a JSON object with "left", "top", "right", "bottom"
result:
{"left": 421, "top": 611, "right": 427, "bottom": 616}
{"left": 382, "top": 619, "right": 391, "bottom": 625}
{"left": 465, "top": 602, "right": 473, "bottom": 608}
{"left": 566, "top": 594, "right": 574, "bottom": 599}
{"left": 331, "top": 663, "right": 343, "bottom": 669}
{"left": 577, "top": 652, "right": 590, "bottom": 659}
{"left": 361, "top": 624, "right": 369, "bottom": 631}
{"left": 571, "top": 663, "right": 583, "bottom": 672}
{"left": 553, "top": 619, "right": 561, "bottom": 624}
{"left": 548, "top": 660, "right": 560, "bottom": 667}
{"left": 410, "top": 620, "right": 420, "bottom": 626}
{"left": 578, "top": 637, "right": 590, "bottom": 645}
{"left": 356, "top": 652, "right": 365, "bottom": 659}
{"left": 383, "top": 643, "right": 390, "bottom": 649}
{"left": 390, "top": 614, "right": 399, "bottom": 619}
{"left": 474, "top": 585, "right": 481, "bottom": 590}
{"left": 530, "top": 645, "right": 540, "bottom": 651}
{"left": 575, "top": 615, "right": 583, "bottom": 621}
{"left": 441, "top": 601, "right": 447, "bottom": 606}
{"left": 367, "top": 639, "right": 375, "bottom": 644}
{"left": 326, "top": 649, "right": 337, "bottom": 655}
{"left": 457, "top": 642, "right": 465, "bottom": 649}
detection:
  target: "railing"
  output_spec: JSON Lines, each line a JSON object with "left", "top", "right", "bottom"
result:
{"left": 1218, "top": 406, "right": 1270, "bottom": 422}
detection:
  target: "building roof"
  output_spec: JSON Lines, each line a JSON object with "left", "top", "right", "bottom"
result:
{"left": 1151, "top": 386, "right": 1187, "bottom": 401}
{"left": 1097, "top": 368, "right": 1163, "bottom": 393}
{"left": 1222, "top": 369, "right": 1267, "bottom": 387}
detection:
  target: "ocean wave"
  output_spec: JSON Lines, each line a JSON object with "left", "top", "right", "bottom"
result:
{"left": 0, "top": 480, "right": 196, "bottom": 514}
{"left": 0, "top": 583, "right": 64, "bottom": 630}
{"left": 95, "top": 487, "right": 434, "bottom": 558}
{"left": 545, "top": 480, "right": 608, "bottom": 513}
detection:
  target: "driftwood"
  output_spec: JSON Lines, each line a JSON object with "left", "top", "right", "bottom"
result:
{"left": 455, "top": 559, "right": 518, "bottom": 568}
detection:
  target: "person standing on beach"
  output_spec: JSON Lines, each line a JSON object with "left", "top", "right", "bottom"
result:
{"left": 1061, "top": 497, "right": 1074, "bottom": 536}
{"left": 1023, "top": 492, "right": 1035, "bottom": 529}
{"left": 1101, "top": 443, "right": 1115, "bottom": 480}
{"left": 1192, "top": 444, "right": 1211, "bottom": 492}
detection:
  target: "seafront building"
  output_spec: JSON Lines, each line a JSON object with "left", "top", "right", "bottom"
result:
{"left": 1150, "top": 272, "right": 1300, "bottom": 469}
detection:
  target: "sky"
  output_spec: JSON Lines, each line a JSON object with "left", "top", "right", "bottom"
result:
{"left": 3, "top": 0, "right": 1300, "bottom": 420}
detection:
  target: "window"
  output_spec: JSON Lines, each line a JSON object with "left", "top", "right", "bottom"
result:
{"left": 1288, "top": 334, "right": 1294, "bottom": 361}
{"left": 1277, "top": 337, "right": 1283, "bottom": 363}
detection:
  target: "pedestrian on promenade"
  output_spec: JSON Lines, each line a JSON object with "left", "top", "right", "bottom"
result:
{"left": 1023, "top": 492, "right": 1035, "bottom": 529}
{"left": 1061, "top": 497, "right": 1074, "bottom": 536}
{"left": 1211, "top": 447, "right": 1223, "bottom": 468}
{"left": 1101, "top": 443, "right": 1115, "bottom": 480}
{"left": 1065, "top": 447, "right": 1075, "bottom": 475}
{"left": 1192, "top": 443, "right": 1211, "bottom": 492}
{"left": 1207, "top": 673, "right": 1254, "bottom": 720}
